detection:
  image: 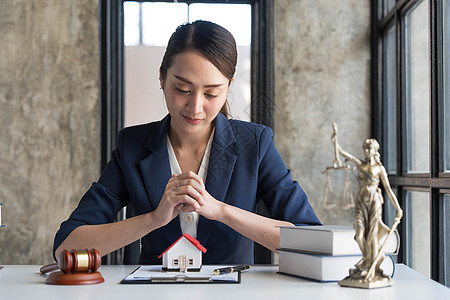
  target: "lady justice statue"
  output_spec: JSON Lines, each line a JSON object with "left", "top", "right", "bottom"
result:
{"left": 330, "top": 124, "right": 403, "bottom": 289}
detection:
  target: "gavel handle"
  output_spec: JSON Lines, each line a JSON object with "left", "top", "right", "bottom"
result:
{"left": 40, "top": 263, "right": 59, "bottom": 274}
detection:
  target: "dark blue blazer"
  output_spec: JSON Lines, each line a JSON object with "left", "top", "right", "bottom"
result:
{"left": 53, "top": 113, "right": 321, "bottom": 264}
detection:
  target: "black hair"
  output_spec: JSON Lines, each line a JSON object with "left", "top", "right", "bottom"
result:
{"left": 160, "top": 20, "right": 237, "bottom": 117}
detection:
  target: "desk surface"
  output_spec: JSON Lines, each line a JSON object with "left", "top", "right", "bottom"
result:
{"left": 1, "top": 264, "right": 448, "bottom": 300}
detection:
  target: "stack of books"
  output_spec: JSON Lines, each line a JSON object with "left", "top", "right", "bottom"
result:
{"left": 277, "top": 225, "right": 398, "bottom": 282}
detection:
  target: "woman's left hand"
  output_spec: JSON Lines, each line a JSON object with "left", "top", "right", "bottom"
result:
{"left": 173, "top": 172, "right": 224, "bottom": 220}
{"left": 180, "top": 174, "right": 293, "bottom": 252}
{"left": 196, "top": 189, "right": 225, "bottom": 221}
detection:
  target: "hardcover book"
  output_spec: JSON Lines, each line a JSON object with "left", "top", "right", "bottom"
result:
{"left": 278, "top": 249, "right": 395, "bottom": 283}
{"left": 279, "top": 225, "right": 399, "bottom": 255}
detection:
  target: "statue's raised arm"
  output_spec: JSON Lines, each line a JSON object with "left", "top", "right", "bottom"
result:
{"left": 331, "top": 123, "right": 343, "bottom": 168}
{"left": 331, "top": 123, "right": 361, "bottom": 166}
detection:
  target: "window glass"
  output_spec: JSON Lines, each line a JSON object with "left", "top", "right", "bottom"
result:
{"left": 141, "top": 2, "right": 188, "bottom": 46}
{"left": 384, "top": 0, "right": 396, "bottom": 16}
{"left": 443, "top": 0, "right": 450, "bottom": 172}
{"left": 124, "top": 1, "right": 141, "bottom": 46}
{"left": 444, "top": 194, "right": 450, "bottom": 286}
{"left": 384, "top": 188, "right": 398, "bottom": 228}
{"left": 383, "top": 25, "right": 397, "bottom": 174}
{"left": 405, "top": 190, "right": 431, "bottom": 277}
{"left": 123, "top": 2, "right": 252, "bottom": 126}
{"left": 189, "top": 3, "right": 251, "bottom": 46}
{"left": 404, "top": 0, "right": 430, "bottom": 173}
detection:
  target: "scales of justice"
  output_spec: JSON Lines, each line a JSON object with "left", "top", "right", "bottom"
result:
{"left": 323, "top": 123, "right": 403, "bottom": 289}
{"left": 321, "top": 123, "right": 356, "bottom": 210}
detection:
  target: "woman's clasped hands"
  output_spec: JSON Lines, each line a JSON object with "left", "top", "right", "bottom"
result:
{"left": 153, "top": 171, "right": 223, "bottom": 227}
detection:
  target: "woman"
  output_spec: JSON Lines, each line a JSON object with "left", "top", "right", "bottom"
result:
{"left": 53, "top": 21, "right": 321, "bottom": 265}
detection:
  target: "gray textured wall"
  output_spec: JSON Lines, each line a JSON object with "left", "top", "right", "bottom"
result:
{"left": 274, "top": 0, "right": 371, "bottom": 225}
{"left": 0, "top": 0, "right": 100, "bottom": 264}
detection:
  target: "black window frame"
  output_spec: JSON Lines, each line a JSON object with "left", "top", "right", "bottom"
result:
{"left": 372, "top": 0, "right": 450, "bottom": 285}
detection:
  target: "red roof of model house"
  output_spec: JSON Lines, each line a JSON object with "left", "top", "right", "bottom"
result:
{"left": 158, "top": 233, "right": 207, "bottom": 258}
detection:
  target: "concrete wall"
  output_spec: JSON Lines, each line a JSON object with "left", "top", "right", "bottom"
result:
{"left": 0, "top": 0, "right": 371, "bottom": 264}
{"left": 0, "top": 0, "right": 100, "bottom": 264}
{"left": 274, "top": 0, "right": 371, "bottom": 225}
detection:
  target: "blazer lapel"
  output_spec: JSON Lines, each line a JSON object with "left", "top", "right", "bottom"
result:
{"left": 137, "top": 113, "right": 238, "bottom": 246}
{"left": 197, "top": 114, "right": 237, "bottom": 246}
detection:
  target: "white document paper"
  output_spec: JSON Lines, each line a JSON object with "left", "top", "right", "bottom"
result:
{"left": 123, "top": 265, "right": 239, "bottom": 283}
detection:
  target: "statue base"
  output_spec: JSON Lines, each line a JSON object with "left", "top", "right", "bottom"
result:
{"left": 338, "top": 276, "right": 393, "bottom": 289}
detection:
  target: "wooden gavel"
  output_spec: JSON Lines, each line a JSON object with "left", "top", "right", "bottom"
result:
{"left": 40, "top": 248, "right": 104, "bottom": 285}
{"left": 40, "top": 248, "right": 101, "bottom": 274}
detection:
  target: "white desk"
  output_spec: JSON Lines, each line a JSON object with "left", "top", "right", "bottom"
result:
{"left": 0, "top": 264, "right": 448, "bottom": 300}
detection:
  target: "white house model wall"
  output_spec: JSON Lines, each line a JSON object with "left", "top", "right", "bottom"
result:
{"left": 159, "top": 234, "right": 207, "bottom": 272}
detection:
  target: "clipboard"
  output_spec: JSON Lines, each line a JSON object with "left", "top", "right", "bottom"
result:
{"left": 121, "top": 265, "right": 241, "bottom": 284}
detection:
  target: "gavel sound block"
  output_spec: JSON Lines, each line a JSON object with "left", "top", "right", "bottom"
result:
{"left": 40, "top": 249, "right": 104, "bottom": 285}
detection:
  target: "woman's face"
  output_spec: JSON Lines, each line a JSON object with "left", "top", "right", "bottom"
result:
{"left": 162, "top": 50, "right": 229, "bottom": 137}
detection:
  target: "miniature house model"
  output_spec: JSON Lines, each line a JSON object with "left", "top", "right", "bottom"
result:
{"left": 158, "top": 233, "right": 207, "bottom": 272}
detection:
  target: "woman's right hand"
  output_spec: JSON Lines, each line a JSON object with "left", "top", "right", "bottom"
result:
{"left": 152, "top": 171, "right": 206, "bottom": 228}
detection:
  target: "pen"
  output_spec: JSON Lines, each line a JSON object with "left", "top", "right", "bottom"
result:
{"left": 213, "top": 265, "right": 251, "bottom": 275}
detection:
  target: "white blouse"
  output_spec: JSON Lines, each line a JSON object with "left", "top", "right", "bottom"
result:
{"left": 166, "top": 129, "right": 215, "bottom": 239}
